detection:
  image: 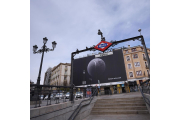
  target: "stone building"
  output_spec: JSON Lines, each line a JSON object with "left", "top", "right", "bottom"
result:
{"left": 50, "top": 63, "right": 71, "bottom": 86}
{"left": 43, "top": 67, "right": 52, "bottom": 85}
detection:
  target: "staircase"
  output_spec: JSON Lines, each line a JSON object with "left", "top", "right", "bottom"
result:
{"left": 91, "top": 97, "right": 149, "bottom": 115}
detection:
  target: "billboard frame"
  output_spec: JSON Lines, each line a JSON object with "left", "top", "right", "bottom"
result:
{"left": 69, "top": 30, "right": 150, "bottom": 102}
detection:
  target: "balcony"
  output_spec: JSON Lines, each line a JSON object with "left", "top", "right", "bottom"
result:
{"left": 65, "top": 67, "right": 68, "bottom": 71}
{"left": 143, "top": 56, "right": 147, "bottom": 61}
{"left": 145, "top": 65, "right": 149, "bottom": 69}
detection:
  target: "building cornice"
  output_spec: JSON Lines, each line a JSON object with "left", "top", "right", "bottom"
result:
{"left": 52, "top": 63, "right": 71, "bottom": 71}
{"left": 123, "top": 45, "right": 150, "bottom": 50}
{"left": 123, "top": 50, "right": 150, "bottom": 55}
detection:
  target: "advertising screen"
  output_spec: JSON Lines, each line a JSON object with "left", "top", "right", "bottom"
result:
{"left": 73, "top": 49, "right": 127, "bottom": 86}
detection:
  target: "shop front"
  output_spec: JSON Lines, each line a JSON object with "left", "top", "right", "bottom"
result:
{"left": 128, "top": 81, "right": 138, "bottom": 92}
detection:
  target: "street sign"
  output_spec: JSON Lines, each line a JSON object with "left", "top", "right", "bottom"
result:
{"left": 94, "top": 41, "right": 112, "bottom": 52}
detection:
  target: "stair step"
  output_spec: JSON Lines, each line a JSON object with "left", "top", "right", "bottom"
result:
{"left": 95, "top": 103, "right": 146, "bottom": 107}
{"left": 92, "top": 106, "right": 147, "bottom": 110}
{"left": 97, "top": 97, "right": 143, "bottom": 101}
{"left": 91, "top": 110, "right": 149, "bottom": 115}
{"left": 96, "top": 100, "right": 144, "bottom": 104}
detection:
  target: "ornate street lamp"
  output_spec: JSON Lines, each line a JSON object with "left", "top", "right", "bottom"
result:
{"left": 98, "top": 29, "right": 105, "bottom": 41}
{"left": 33, "top": 37, "right": 57, "bottom": 85}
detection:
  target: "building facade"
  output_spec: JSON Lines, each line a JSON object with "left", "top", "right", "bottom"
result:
{"left": 122, "top": 45, "right": 150, "bottom": 92}
{"left": 43, "top": 67, "right": 52, "bottom": 85}
{"left": 50, "top": 63, "right": 71, "bottom": 86}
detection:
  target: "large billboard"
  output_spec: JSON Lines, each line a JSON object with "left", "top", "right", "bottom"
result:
{"left": 73, "top": 49, "right": 127, "bottom": 86}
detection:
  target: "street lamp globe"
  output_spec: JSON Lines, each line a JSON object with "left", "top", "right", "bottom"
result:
{"left": 33, "top": 45, "right": 38, "bottom": 52}
{"left": 52, "top": 41, "right": 57, "bottom": 49}
{"left": 43, "top": 37, "right": 48, "bottom": 44}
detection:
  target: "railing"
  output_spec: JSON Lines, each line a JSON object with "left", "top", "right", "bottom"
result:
{"left": 68, "top": 87, "right": 98, "bottom": 120}
{"left": 30, "top": 84, "right": 72, "bottom": 108}
{"left": 139, "top": 79, "right": 150, "bottom": 106}
{"left": 140, "top": 79, "right": 150, "bottom": 94}
{"left": 30, "top": 84, "right": 98, "bottom": 109}
{"left": 139, "top": 86, "right": 150, "bottom": 106}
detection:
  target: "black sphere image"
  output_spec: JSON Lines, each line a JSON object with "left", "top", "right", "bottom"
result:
{"left": 87, "top": 58, "right": 106, "bottom": 78}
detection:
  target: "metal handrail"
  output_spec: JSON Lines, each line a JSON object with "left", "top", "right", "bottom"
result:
{"left": 139, "top": 86, "right": 150, "bottom": 106}
{"left": 140, "top": 79, "right": 150, "bottom": 86}
{"left": 68, "top": 87, "right": 98, "bottom": 120}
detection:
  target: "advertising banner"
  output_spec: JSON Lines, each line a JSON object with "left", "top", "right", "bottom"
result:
{"left": 73, "top": 49, "right": 127, "bottom": 86}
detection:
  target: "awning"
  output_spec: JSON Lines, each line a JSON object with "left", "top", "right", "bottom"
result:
{"left": 127, "top": 77, "right": 149, "bottom": 82}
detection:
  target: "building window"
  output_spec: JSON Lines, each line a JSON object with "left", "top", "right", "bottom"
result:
{"left": 136, "top": 70, "right": 142, "bottom": 76}
{"left": 145, "top": 62, "right": 148, "bottom": 67}
{"left": 147, "top": 70, "right": 150, "bottom": 76}
{"left": 126, "top": 56, "right": 130, "bottom": 61}
{"left": 82, "top": 81, "right": 86, "bottom": 85}
{"left": 143, "top": 54, "right": 146, "bottom": 59}
{"left": 129, "top": 72, "right": 133, "bottom": 77}
{"left": 133, "top": 54, "right": 138, "bottom": 59}
{"left": 125, "top": 50, "right": 128, "bottom": 54}
{"left": 134, "top": 62, "right": 140, "bottom": 67}
{"left": 131, "top": 48, "right": 136, "bottom": 52}
{"left": 128, "top": 64, "right": 132, "bottom": 69}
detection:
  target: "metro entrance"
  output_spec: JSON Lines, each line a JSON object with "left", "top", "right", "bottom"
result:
{"left": 69, "top": 29, "right": 150, "bottom": 102}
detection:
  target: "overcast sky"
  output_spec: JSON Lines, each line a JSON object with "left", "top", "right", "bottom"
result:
{"left": 30, "top": 0, "right": 150, "bottom": 85}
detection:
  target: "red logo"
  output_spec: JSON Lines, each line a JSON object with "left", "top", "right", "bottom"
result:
{"left": 94, "top": 41, "right": 112, "bottom": 52}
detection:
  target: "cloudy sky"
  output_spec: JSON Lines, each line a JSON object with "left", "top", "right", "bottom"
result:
{"left": 30, "top": 0, "right": 150, "bottom": 85}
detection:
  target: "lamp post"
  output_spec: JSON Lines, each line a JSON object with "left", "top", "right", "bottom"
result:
{"left": 83, "top": 70, "right": 86, "bottom": 98}
{"left": 83, "top": 70, "right": 86, "bottom": 85}
{"left": 89, "top": 78, "right": 92, "bottom": 87}
{"left": 33, "top": 37, "right": 57, "bottom": 85}
{"left": 98, "top": 29, "right": 105, "bottom": 41}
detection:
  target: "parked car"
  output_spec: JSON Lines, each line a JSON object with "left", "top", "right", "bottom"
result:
{"left": 44, "top": 94, "right": 54, "bottom": 100}
{"left": 39, "top": 95, "right": 44, "bottom": 100}
{"left": 44, "top": 95, "right": 49, "bottom": 100}
{"left": 59, "top": 93, "right": 63, "bottom": 99}
{"left": 75, "top": 92, "right": 83, "bottom": 98}
{"left": 55, "top": 93, "right": 63, "bottom": 99}
{"left": 51, "top": 94, "right": 55, "bottom": 100}
{"left": 65, "top": 92, "right": 70, "bottom": 99}
{"left": 80, "top": 92, "right": 83, "bottom": 97}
